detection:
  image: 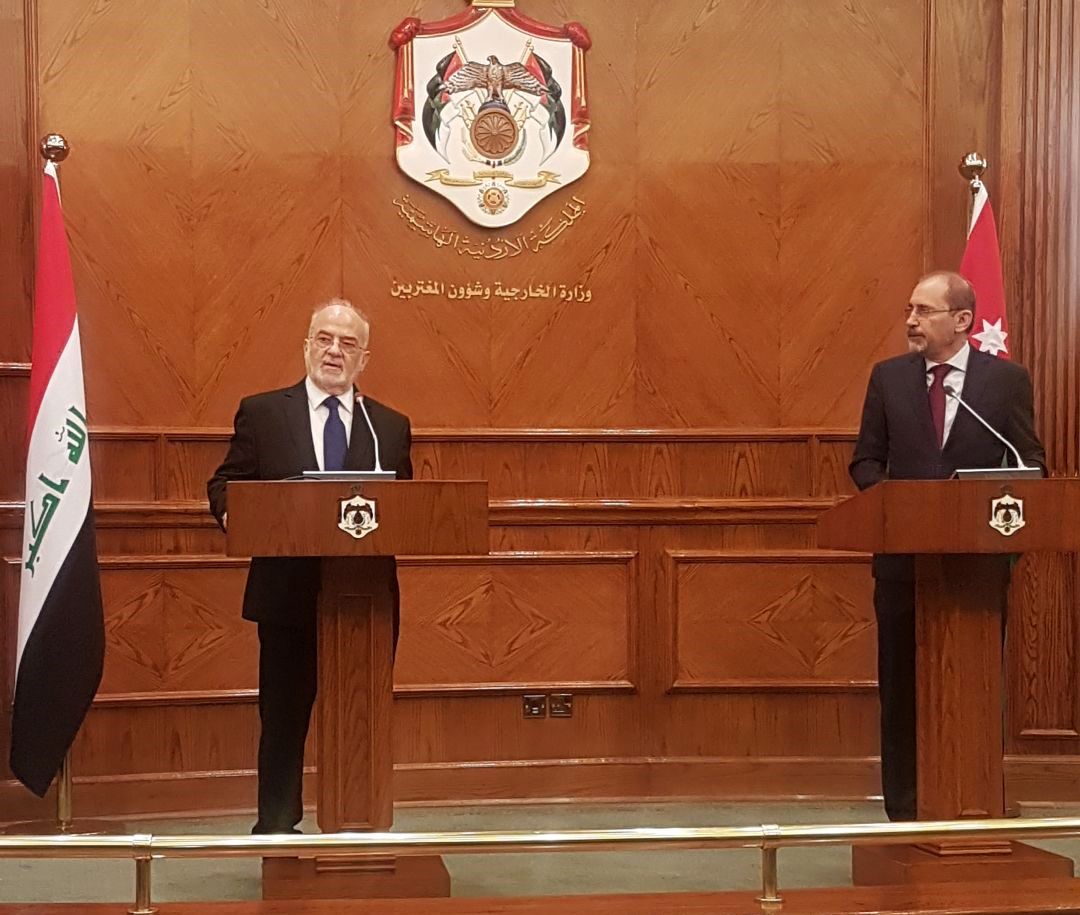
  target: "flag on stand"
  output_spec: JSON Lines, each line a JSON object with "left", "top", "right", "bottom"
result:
{"left": 11, "top": 160, "right": 104, "bottom": 797}
{"left": 959, "top": 182, "right": 1010, "bottom": 358}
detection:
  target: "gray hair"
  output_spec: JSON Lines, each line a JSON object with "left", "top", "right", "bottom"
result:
{"left": 308, "top": 297, "right": 370, "bottom": 341}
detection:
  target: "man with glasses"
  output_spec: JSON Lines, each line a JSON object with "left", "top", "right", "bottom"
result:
{"left": 208, "top": 298, "right": 412, "bottom": 834}
{"left": 849, "top": 270, "right": 1044, "bottom": 821}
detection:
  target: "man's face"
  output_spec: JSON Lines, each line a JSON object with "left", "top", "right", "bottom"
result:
{"left": 303, "top": 305, "right": 370, "bottom": 395}
{"left": 904, "top": 276, "right": 971, "bottom": 362}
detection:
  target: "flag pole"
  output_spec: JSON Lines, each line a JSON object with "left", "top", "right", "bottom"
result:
{"left": 3, "top": 133, "right": 113, "bottom": 837}
{"left": 958, "top": 152, "right": 988, "bottom": 232}
{"left": 57, "top": 751, "right": 73, "bottom": 831}
{"left": 957, "top": 152, "right": 1012, "bottom": 358}
{"left": 42, "top": 133, "right": 78, "bottom": 835}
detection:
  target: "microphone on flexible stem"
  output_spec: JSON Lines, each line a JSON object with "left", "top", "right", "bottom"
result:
{"left": 943, "top": 384, "right": 1029, "bottom": 470}
{"left": 356, "top": 395, "right": 384, "bottom": 473}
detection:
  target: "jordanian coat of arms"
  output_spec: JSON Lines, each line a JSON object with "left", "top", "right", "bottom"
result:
{"left": 390, "top": 3, "right": 591, "bottom": 227}
{"left": 338, "top": 495, "right": 379, "bottom": 540}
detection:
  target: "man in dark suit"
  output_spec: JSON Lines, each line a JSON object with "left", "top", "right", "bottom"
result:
{"left": 208, "top": 298, "right": 412, "bottom": 834}
{"left": 849, "top": 270, "right": 1044, "bottom": 821}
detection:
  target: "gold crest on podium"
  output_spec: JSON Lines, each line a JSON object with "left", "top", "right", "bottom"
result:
{"left": 989, "top": 493, "right": 1025, "bottom": 536}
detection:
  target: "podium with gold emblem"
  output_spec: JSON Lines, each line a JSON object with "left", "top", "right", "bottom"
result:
{"left": 818, "top": 478, "right": 1080, "bottom": 884}
{"left": 227, "top": 479, "right": 488, "bottom": 899}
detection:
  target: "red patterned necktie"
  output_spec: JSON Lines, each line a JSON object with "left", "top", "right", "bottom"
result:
{"left": 928, "top": 364, "right": 952, "bottom": 449}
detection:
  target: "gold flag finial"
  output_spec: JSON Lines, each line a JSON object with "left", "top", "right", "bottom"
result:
{"left": 40, "top": 133, "right": 70, "bottom": 163}
{"left": 958, "top": 152, "right": 987, "bottom": 190}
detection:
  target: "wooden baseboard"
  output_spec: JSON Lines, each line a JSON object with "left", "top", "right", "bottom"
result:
{"left": 0, "top": 755, "right": 1078, "bottom": 822}
{"left": 393, "top": 756, "right": 881, "bottom": 804}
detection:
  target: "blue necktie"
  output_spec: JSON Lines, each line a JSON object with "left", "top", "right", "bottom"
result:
{"left": 323, "top": 396, "right": 347, "bottom": 471}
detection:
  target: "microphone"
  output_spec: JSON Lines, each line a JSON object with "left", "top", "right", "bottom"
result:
{"left": 943, "top": 384, "right": 1029, "bottom": 470}
{"left": 355, "top": 395, "right": 384, "bottom": 473}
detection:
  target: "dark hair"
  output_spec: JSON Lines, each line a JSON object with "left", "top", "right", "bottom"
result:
{"left": 918, "top": 270, "right": 976, "bottom": 333}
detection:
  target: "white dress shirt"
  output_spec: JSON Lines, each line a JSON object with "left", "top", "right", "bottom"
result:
{"left": 305, "top": 377, "right": 354, "bottom": 471}
{"left": 925, "top": 341, "right": 970, "bottom": 445}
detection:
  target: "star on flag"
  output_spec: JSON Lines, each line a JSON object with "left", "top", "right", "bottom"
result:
{"left": 959, "top": 183, "right": 1010, "bottom": 359}
{"left": 971, "top": 317, "right": 1009, "bottom": 356}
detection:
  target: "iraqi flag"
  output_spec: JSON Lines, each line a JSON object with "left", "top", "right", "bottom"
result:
{"left": 11, "top": 160, "right": 104, "bottom": 797}
{"left": 960, "top": 183, "right": 1010, "bottom": 358}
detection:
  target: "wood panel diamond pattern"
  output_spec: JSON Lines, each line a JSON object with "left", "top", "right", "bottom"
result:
{"left": 671, "top": 551, "right": 874, "bottom": 691}
{"left": 396, "top": 554, "right": 634, "bottom": 690}
{"left": 100, "top": 564, "right": 252, "bottom": 694}
{"left": 747, "top": 574, "right": 871, "bottom": 672}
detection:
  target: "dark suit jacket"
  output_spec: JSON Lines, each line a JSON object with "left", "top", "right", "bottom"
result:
{"left": 207, "top": 380, "right": 413, "bottom": 625}
{"left": 849, "top": 347, "right": 1045, "bottom": 580}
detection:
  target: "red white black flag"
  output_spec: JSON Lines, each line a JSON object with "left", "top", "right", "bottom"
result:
{"left": 11, "top": 160, "right": 104, "bottom": 797}
{"left": 960, "top": 183, "right": 1010, "bottom": 358}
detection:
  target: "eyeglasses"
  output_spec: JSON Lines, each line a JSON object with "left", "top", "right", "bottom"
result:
{"left": 903, "top": 304, "right": 960, "bottom": 320}
{"left": 308, "top": 332, "right": 366, "bottom": 356}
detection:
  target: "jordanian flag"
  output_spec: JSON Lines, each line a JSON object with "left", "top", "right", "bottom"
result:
{"left": 11, "top": 160, "right": 104, "bottom": 797}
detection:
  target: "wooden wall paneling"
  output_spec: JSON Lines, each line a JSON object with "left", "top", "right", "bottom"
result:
{"left": 810, "top": 435, "right": 857, "bottom": 499}
{"left": 392, "top": 692, "right": 647, "bottom": 769}
{"left": 1003, "top": 0, "right": 1080, "bottom": 474}
{"left": 0, "top": 368, "right": 30, "bottom": 503}
{"left": 191, "top": 0, "right": 345, "bottom": 428}
{"left": 1000, "top": 0, "right": 1080, "bottom": 758}
{"left": 99, "top": 558, "right": 253, "bottom": 696}
{"left": 640, "top": 491, "right": 877, "bottom": 766}
{"left": 653, "top": 693, "right": 881, "bottom": 760}
{"left": 16, "top": 0, "right": 1078, "bottom": 816}
{"left": 635, "top": 1, "right": 782, "bottom": 430}
{"left": 1008, "top": 553, "right": 1079, "bottom": 750}
{"left": 393, "top": 549, "right": 643, "bottom": 771}
{"left": 395, "top": 553, "right": 636, "bottom": 693}
{"left": 36, "top": 0, "right": 199, "bottom": 428}
{"left": 674, "top": 439, "right": 813, "bottom": 499}
{"left": 88, "top": 505, "right": 221, "bottom": 557}
{"left": 0, "top": 0, "right": 31, "bottom": 792}
{"left": 501, "top": 437, "right": 815, "bottom": 499}
{"left": 414, "top": 432, "right": 826, "bottom": 499}
{"left": 15, "top": 428, "right": 843, "bottom": 511}
{"left": 477, "top": 0, "right": 636, "bottom": 430}
{"left": 779, "top": 1, "right": 927, "bottom": 429}
{"left": 668, "top": 551, "right": 875, "bottom": 692}
{"left": 89, "top": 434, "right": 157, "bottom": 502}
{"left": 926, "top": 0, "right": 1002, "bottom": 272}
{"left": 0, "top": 560, "right": 20, "bottom": 784}
{"left": 71, "top": 701, "right": 258, "bottom": 778}
{"left": 489, "top": 523, "right": 636, "bottom": 556}
{"left": 0, "top": 0, "right": 32, "bottom": 364}
{"left": 650, "top": 543, "right": 878, "bottom": 761}
{"left": 394, "top": 755, "right": 882, "bottom": 804}
{"left": 1005, "top": 755, "right": 1080, "bottom": 805}
{"left": 162, "top": 431, "right": 231, "bottom": 502}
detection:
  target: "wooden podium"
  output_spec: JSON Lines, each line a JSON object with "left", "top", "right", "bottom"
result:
{"left": 818, "top": 478, "right": 1080, "bottom": 884}
{"left": 226, "top": 479, "right": 488, "bottom": 899}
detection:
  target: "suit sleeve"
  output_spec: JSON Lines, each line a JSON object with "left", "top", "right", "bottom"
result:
{"left": 849, "top": 366, "right": 888, "bottom": 491}
{"left": 397, "top": 417, "right": 413, "bottom": 481}
{"left": 1008, "top": 366, "right": 1047, "bottom": 474}
{"left": 207, "top": 400, "right": 259, "bottom": 530}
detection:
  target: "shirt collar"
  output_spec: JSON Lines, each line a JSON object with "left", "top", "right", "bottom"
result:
{"left": 305, "top": 376, "right": 355, "bottom": 417}
{"left": 926, "top": 340, "right": 970, "bottom": 375}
